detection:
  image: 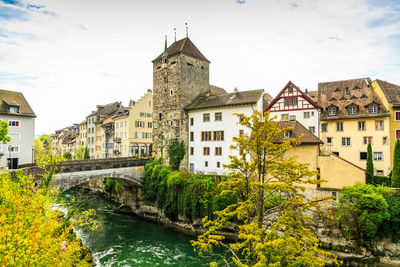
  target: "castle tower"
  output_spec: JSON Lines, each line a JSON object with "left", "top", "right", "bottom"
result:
{"left": 152, "top": 37, "right": 210, "bottom": 169}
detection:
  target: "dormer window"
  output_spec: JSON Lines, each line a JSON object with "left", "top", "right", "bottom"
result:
{"left": 328, "top": 106, "right": 337, "bottom": 116}
{"left": 284, "top": 130, "right": 291, "bottom": 139}
{"left": 369, "top": 104, "right": 379, "bottom": 114}
{"left": 9, "top": 106, "right": 19, "bottom": 113}
{"left": 348, "top": 105, "right": 358, "bottom": 115}
{"left": 345, "top": 87, "right": 350, "bottom": 95}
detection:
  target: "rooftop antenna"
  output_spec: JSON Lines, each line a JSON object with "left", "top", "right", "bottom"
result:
{"left": 185, "top": 22, "right": 188, "bottom": 38}
{"left": 174, "top": 28, "right": 176, "bottom": 42}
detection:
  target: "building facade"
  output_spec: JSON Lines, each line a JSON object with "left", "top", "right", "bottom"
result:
{"left": 0, "top": 89, "right": 35, "bottom": 169}
{"left": 317, "top": 78, "right": 391, "bottom": 176}
{"left": 266, "top": 81, "right": 321, "bottom": 137}
{"left": 186, "top": 89, "right": 264, "bottom": 175}
{"left": 152, "top": 37, "right": 210, "bottom": 169}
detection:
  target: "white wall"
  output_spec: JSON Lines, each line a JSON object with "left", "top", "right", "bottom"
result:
{"left": 270, "top": 109, "right": 320, "bottom": 136}
{"left": 188, "top": 99, "right": 262, "bottom": 175}
{"left": 0, "top": 115, "right": 35, "bottom": 168}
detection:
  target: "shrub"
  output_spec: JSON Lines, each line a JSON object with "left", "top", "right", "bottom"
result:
{"left": 167, "top": 139, "right": 186, "bottom": 170}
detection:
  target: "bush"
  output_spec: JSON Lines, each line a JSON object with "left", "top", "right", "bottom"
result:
{"left": 337, "top": 183, "right": 390, "bottom": 241}
{"left": 371, "top": 176, "right": 391, "bottom": 186}
{"left": 141, "top": 160, "right": 234, "bottom": 221}
{"left": 103, "top": 178, "right": 123, "bottom": 195}
{"left": 63, "top": 151, "right": 72, "bottom": 160}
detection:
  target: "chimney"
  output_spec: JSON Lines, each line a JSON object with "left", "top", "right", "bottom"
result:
{"left": 129, "top": 100, "right": 135, "bottom": 107}
{"left": 147, "top": 89, "right": 152, "bottom": 93}
{"left": 234, "top": 87, "right": 238, "bottom": 94}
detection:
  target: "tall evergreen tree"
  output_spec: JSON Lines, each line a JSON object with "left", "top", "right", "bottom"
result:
{"left": 392, "top": 139, "right": 400, "bottom": 187}
{"left": 84, "top": 146, "right": 90, "bottom": 159}
{"left": 366, "top": 143, "right": 374, "bottom": 184}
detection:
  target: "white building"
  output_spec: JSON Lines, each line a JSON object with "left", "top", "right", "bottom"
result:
{"left": 0, "top": 89, "right": 35, "bottom": 169}
{"left": 265, "top": 81, "right": 321, "bottom": 137}
{"left": 186, "top": 89, "right": 268, "bottom": 175}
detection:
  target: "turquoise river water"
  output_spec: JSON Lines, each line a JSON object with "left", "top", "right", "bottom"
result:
{"left": 58, "top": 190, "right": 213, "bottom": 267}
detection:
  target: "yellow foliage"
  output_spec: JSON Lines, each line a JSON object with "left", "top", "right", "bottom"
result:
{"left": 0, "top": 171, "right": 92, "bottom": 266}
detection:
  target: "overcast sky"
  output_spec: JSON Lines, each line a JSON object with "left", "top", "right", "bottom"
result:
{"left": 1, "top": 0, "right": 400, "bottom": 135}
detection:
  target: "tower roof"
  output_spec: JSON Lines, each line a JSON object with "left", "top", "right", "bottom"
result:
{"left": 153, "top": 37, "right": 210, "bottom": 63}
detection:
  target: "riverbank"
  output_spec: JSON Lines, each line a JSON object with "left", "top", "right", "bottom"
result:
{"left": 77, "top": 178, "right": 400, "bottom": 266}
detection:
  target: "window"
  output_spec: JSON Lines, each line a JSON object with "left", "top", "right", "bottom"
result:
{"left": 190, "top": 132, "right": 194, "bottom": 142}
{"left": 215, "top": 147, "right": 222, "bottom": 156}
{"left": 304, "top": 112, "right": 310, "bottom": 119}
{"left": 284, "top": 97, "right": 297, "bottom": 106}
{"left": 213, "top": 131, "right": 224, "bottom": 141}
{"left": 289, "top": 115, "right": 296, "bottom": 121}
{"left": 148, "top": 122, "right": 153, "bottom": 128}
{"left": 159, "top": 113, "right": 162, "bottom": 121}
{"left": 8, "top": 146, "right": 19, "bottom": 152}
{"left": 369, "top": 104, "right": 378, "bottom": 114}
{"left": 360, "top": 152, "right": 367, "bottom": 160}
{"left": 328, "top": 106, "right": 336, "bottom": 116}
{"left": 396, "top": 112, "right": 400, "bottom": 121}
{"left": 281, "top": 114, "right": 289, "bottom": 121}
{"left": 215, "top": 112, "right": 222, "bottom": 121}
{"left": 140, "top": 112, "right": 145, "bottom": 117}
{"left": 332, "top": 151, "right": 339, "bottom": 156}
{"left": 203, "top": 113, "right": 210, "bottom": 122}
{"left": 284, "top": 131, "right": 291, "bottom": 139}
{"left": 190, "top": 147, "right": 194, "bottom": 155}
{"left": 376, "top": 170, "right": 384, "bottom": 176}
{"left": 309, "top": 126, "right": 315, "bottom": 134}
{"left": 205, "top": 161, "right": 208, "bottom": 167}
{"left": 217, "top": 162, "right": 221, "bottom": 168}
{"left": 341, "top": 137, "right": 351, "bottom": 146}
{"left": 358, "top": 121, "right": 366, "bottom": 131}
{"left": 336, "top": 122, "right": 343, "bottom": 132}
{"left": 190, "top": 118, "right": 194, "bottom": 126}
{"left": 8, "top": 121, "right": 19, "bottom": 127}
{"left": 9, "top": 106, "right": 19, "bottom": 113}
{"left": 288, "top": 86, "right": 293, "bottom": 94}
{"left": 348, "top": 105, "right": 358, "bottom": 115}
{"left": 373, "top": 152, "right": 383, "bottom": 161}
{"left": 201, "top": 131, "right": 212, "bottom": 141}
{"left": 345, "top": 87, "right": 350, "bottom": 95}
{"left": 326, "top": 137, "right": 333, "bottom": 146}
{"left": 311, "top": 111, "right": 314, "bottom": 116}
{"left": 170, "top": 89, "right": 174, "bottom": 96}
{"left": 363, "top": 136, "right": 372, "bottom": 145}
{"left": 397, "top": 130, "right": 400, "bottom": 139}
{"left": 321, "top": 123, "right": 328, "bottom": 132}
{"left": 383, "top": 136, "right": 388, "bottom": 145}
{"left": 375, "top": 120, "right": 384, "bottom": 131}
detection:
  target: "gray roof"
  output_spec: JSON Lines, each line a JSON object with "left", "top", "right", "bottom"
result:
{"left": 186, "top": 89, "right": 264, "bottom": 111}
{"left": 0, "top": 89, "right": 36, "bottom": 117}
{"left": 375, "top": 79, "right": 400, "bottom": 107}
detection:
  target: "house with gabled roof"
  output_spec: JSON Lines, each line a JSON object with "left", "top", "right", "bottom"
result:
{"left": 317, "top": 78, "right": 391, "bottom": 176}
{"left": 265, "top": 81, "right": 321, "bottom": 137}
{"left": 0, "top": 89, "right": 36, "bottom": 169}
{"left": 185, "top": 88, "right": 268, "bottom": 175}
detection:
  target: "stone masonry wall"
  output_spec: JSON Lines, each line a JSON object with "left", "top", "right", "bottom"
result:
{"left": 153, "top": 54, "right": 209, "bottom": 170}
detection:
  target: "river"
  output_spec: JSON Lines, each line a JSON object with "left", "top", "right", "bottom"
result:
{"left": 58, "top": 190, "right": 213, "bottom": 267}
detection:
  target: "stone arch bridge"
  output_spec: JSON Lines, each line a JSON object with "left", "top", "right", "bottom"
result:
{"left": 16, "top": 157, "right": 149, "bottom": 192}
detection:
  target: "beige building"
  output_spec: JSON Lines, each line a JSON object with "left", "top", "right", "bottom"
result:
{"left": 277, "top": 121, "right": 365, "bottom": 190}
{"left": 113, "top": 109, "right": 130, "bottom": 157}
{"left": 315, "top": 78, "right": 391, "bottom": 176}
{"left": 77, "top": 120, "right": 87, "bottom": 148}
{"left": 129, "top": 89, "right": 153, "bottom": 156}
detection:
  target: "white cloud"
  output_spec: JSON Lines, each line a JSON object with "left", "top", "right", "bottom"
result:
{"left": 0, "top": 0, "right": 399, "bottom": 134}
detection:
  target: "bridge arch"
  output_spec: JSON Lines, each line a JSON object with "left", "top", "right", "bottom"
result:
{"left": 51, "top": 166, "right": 145, "bottom": 192}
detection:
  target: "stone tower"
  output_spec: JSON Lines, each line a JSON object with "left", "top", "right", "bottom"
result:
{"left": 152, "top": 36, "right": 210, "bottom": 170}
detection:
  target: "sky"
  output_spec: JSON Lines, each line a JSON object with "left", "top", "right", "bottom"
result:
{"left": 1, "top": 0, "right": 400, "bottom": 135}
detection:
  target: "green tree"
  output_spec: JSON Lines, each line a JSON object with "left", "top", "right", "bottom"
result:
{"left": 366, "top": 143, "right": 374, "bottom": 184}
{"left": 167, "top": 139, "right": 185, "bottom": 171}
{"left": 337, "top": 183, "right": 390, "bottom": 241}
{"left": 0, "top": 121, "right": 11, "bottom": 144}
{"left": 192, "top": 111, "right": 337, "bottom": 266}
{"left": 74, "top": 146, "right": 86, "bottom": 160}
{"left": 63, "top": 151, "right": 72, "bottom": 160}
{"left": 84, "top": 146, "right": 90, "bottom": 159}
{"left": 392, "top": 139, "right": 400, "bottom": 187}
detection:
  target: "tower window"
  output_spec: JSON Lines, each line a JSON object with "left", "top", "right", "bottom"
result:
{"left": 187, "top": 63, "right": 193, "bottom": 67}
{"left": 170, "top": 90, "right": 174, "bottom": 96}
{"left": 159, "top": 113, "right": 162, "bottom": 121}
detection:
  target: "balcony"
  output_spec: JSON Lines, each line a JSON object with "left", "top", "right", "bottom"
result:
{"left": 113, "top": 137, "right": 122, "bottom": 143}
